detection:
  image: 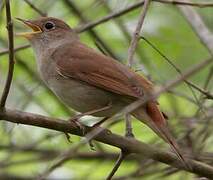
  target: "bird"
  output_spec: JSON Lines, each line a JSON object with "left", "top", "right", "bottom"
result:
{"left": 17, "top": 17, "right": 186, "bottom": 164}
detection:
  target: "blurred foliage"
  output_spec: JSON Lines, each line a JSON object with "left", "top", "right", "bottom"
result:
{"left": 0, "top": 0, "right": 212, "bottom": 179}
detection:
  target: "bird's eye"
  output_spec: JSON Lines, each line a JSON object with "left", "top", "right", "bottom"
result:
{"left": 44, "top": 21, "right": 55, "bottom": 30}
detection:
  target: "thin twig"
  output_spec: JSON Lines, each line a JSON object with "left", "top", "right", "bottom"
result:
{"left": 0, "top": 44, "right": 30, "bottom": 56}
{"left": 127, "top": 0, "right": 151, "bottom": 67}
{"left": 197, "top": 66, "right": 213, "bottom": 110}
{"left": 0, "top": 0, "right": 15, "bottom": 108}
{"left": 37, "top": 146, "right": 79, "bottom": 180}
{"left": 167, "top": 90, "right": 199, "bottom": 105}
{"left": 202, "top": 66, "right": 213, "bottom": 92}
{"left": 75, "top": 0, "right": 147, "bottom": 33}
{"left": 23, "top": 0, "right": 47, "bottom": 16}
{"left": 178, "top": 4, "right": 213, "bottom": 55}
{"left": 156, "top": 0, "right": 213, "bottom": 7}
{"left": 76, "top": 0, "right": 213, "bottom": 33}
{"left": 186, "top": 81, "right": 213, "bottom": 99}
{"left": 141, "top": 37, "right": 213, "bottom": 99}
{"left": 106, "top": 151, "right": 127, "bottom": 180}
{"left": 0, "top": 145, "right": 139, "bottom": 161}
{"left": 63, "top": 0, "right": 119, "bottom": 60}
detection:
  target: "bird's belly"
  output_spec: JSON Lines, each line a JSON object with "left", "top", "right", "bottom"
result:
{"left": 48, "top": 77, "right": 127, "bottom": 117}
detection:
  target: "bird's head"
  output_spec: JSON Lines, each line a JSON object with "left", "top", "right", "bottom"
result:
{"left": 17, "top": 17, "right": 78, "bottom": 48}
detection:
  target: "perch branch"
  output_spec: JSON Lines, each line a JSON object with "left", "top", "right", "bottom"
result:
{"left": 0, "top": 109, "right": 212, "bottom": 179}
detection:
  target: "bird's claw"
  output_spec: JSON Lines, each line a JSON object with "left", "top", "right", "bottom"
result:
{"left": 64, "top": 133, "right": 72, "bottom": 143}
{"left": 89, "top": 140, "right": 96, "bottom": 151}
{"left": 69, "top": 116, "right": 86, "bottom": 135}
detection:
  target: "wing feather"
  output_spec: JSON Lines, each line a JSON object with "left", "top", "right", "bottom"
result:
{"left": 52, "top": 42, "right": 153, "bottom": 98}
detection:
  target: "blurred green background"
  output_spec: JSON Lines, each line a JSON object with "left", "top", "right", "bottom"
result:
{"left": 0, "top": 0, "right": 212, "bottom": 179}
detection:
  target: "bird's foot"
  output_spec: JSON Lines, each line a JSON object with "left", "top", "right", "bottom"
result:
{"left": 125, "top": 114, "right": 135, "bottom": 138}
{"left": 88, "top": 117, "right": 109, "bottom": 151}
{"left": 125, "top": 129, "right": 135, "bottom": 138}
{"left": 88, "top": 140, "right": 96, "bottom": 151}
{"left": 64, "top": 132, "right": 72, "bottom": 143}
{"left": 69, "top": 115, "right": 86, "bottom": 135}
{"left": 69, "top": 114, "right": 84, "bottom": 122}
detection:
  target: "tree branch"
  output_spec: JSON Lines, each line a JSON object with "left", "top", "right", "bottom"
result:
{"left": 0, "top": 108, "right": 212, "bottom": 178}
{"left": 178, "top": 3, "right": 213, "bottom": 55}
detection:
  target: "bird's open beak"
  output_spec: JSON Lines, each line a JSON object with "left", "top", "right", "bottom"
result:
{"left": 16, "top": 18, "right": 42, "bottom": 38}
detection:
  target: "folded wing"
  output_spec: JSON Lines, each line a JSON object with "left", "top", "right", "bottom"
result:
{"left": 52, "top": 42, "right": 187, "bottom": 165}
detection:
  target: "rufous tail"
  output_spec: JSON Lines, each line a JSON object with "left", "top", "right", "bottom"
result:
{"left": 132, "top": 101, "right": 190, "bottom": 169}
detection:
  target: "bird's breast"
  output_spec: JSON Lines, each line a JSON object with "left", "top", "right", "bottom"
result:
{"left": 47, "top": 75, "right": 127, "bottom": 117}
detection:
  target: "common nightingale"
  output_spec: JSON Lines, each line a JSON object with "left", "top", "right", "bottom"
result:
{"left": 17, "top": 17, "right": 185, "bottom": 163}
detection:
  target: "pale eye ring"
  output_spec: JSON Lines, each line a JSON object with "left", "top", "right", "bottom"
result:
{"left": 44, "top": 21, "right": 55, "bottom": 30}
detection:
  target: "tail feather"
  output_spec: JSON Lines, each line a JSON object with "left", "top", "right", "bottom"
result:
{"left": 132, "top": 101, "right": 189, "bottom": 168}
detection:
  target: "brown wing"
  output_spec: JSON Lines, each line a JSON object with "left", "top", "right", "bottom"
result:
{"left": 52, "top": 42, "right": 153, "bottom": 99}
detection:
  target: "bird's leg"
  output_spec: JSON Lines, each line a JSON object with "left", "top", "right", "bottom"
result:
{"left": 87, "top": 116, "right": 110, "bottom": 150}
{"left": 69, "top": 103, "right": 112, "bottom": 123}
{"left": 125, "top": 114, "right": 134, "bottom": 137}
{"left": 64, "top": 133, "right": 72, "bottom": 143}
{"left": 68, "top": 103, "right": 112, "bottom": 148}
